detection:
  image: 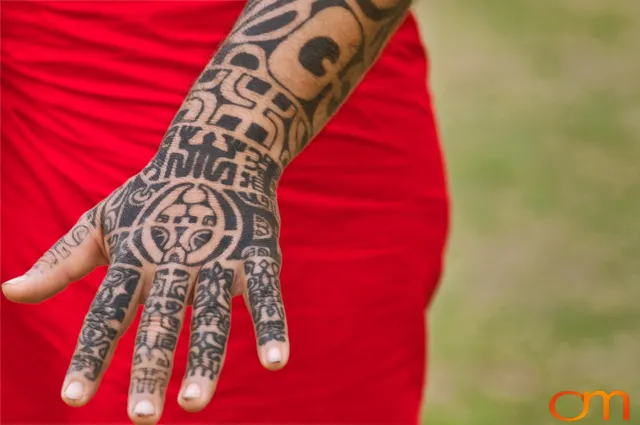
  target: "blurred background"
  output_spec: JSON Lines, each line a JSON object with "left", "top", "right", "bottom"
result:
{"left": 413, "top": 1, "right": 640, "bottom": 424}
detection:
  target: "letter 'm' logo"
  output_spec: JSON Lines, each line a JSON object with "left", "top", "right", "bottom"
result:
{"left": 549, "top": 390, "right": 630, "bottom": 421}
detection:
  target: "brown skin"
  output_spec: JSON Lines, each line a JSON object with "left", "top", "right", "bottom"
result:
{"left": 2, "top": 1, "right": 412, "bottom": 424}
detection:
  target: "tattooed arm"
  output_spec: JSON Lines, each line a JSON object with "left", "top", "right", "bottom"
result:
{"left": 2, "top": 0, "right": 412, "bottom": 423}
{"left": 163, "top": 0, "right": 412, "bottom": 167}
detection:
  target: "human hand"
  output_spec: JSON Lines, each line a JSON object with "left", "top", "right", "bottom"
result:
{"left": 2, "top": 125, "right": 288, "bottom": 423}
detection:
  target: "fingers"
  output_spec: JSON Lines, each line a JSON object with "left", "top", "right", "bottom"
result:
{"left": 62, "top": 262, "right": 143, "bottom": 406}
{"left": 2, "top": 207, "right": 106, "bottom": 303}
{"left": 243, "top": 257, "right": 289, "bottom": 371}
{"left": 179, "top": 261, "right": 234, "bottom": 412}
{"left": 128, "top": 263, "right": 195, "bottom": 425}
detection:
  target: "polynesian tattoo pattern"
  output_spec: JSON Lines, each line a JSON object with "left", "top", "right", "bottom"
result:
{"left": 33, "top": 0, "right": 411, "bottom": 398}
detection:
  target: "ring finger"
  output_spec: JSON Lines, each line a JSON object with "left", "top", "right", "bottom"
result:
{"left": 179, "top": 260, "right": 235, "bottom": 412}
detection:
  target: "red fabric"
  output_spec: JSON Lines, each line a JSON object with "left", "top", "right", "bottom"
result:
{"left": 1, "top": 2, "right": 449, "bottom": 424}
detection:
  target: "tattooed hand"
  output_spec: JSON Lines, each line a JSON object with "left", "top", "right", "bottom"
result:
{"left": 2, "top": 0, "right": 411, "bottom": 423}
{"left": 6, "top": 134, "right": 288, "bottom": 399}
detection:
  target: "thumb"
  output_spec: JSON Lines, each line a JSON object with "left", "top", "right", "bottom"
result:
{"left": 2, "top": 208, "right": 107, "bottom": 303}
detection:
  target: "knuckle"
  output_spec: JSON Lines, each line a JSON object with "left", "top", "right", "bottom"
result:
{"left": 137, "top": 320, "right": 179, "bottom": 353}
{"left": 84, "top": 310, "right": 119, "bottom": 338}
{"left": 256, "top": 320, "right": 287, "bottom": 345}
{"left": 80, "top": 204, "right": 101, "bottom": 230}
{"left": 129, "top": 366, "right": 169, "bottom": 396}
{"left": 68, "top": 353, "right": 104, "bottom": 380}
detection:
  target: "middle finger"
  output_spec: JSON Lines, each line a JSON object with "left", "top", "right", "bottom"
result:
{"left": 128, "top": 263, "right": 196, "bottom": 424}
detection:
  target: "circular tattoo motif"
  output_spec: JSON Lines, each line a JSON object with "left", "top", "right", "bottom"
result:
{"left": 135, "top": 183, "right": 241, "bottom": 266}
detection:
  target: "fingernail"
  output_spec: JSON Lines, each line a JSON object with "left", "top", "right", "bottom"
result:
{"left": 182, "top": 383, "right": 201, "bottom": 400}
{"left": 266, "top": 347, "right": 282, "bottom": 363}
{"left": 64, "top": 381, "right": 84, "bottom": 400}
{"left": 134, "top": 400, "right": 155, "bottom": 416}
{"left": 3, "top": 275, "right": 26, "bottom": 286}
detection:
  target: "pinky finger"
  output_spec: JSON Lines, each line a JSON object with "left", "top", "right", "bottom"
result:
{"left": 243, "top": 257, "right": 289, "bottom": 371}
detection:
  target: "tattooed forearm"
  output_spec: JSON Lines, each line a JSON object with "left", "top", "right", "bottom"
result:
{"left": 152, "top": 0, "right": 412, "bottom": 174}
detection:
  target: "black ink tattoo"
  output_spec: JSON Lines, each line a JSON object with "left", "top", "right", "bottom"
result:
{"left": 245, "top": 258, "right": 286, "bottom": 346}
{"left": 186, "top": 263, "right": 234, "bottom": 380}
{"left": 69, "top": 266, "right": 140, "bottom": 381}
{"left": 130, "top": 265, "right": 190, "bottom": 395}
{"left": 32, "top": 221, "right": 92, "bottom": 273}
{"left": 61, "top": 0, "right": 411, "bottom": 397}
{"left": 130, "top": 367, "right": 169, "bottom": 396}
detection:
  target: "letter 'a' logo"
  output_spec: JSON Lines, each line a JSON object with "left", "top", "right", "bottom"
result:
{"left": 550, "top": 391, "right": 630, "bottom": 421}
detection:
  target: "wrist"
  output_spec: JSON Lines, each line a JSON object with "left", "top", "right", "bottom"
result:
{"left": 174, "top": 62, "right": 311, "bottom": 168}
{"left": 149, "top": 120, "right": 283, "bottom": 197}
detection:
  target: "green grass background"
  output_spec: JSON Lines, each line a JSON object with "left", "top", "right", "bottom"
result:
{"left": 413, "top": 1, "right": 640, "bottom": 424}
